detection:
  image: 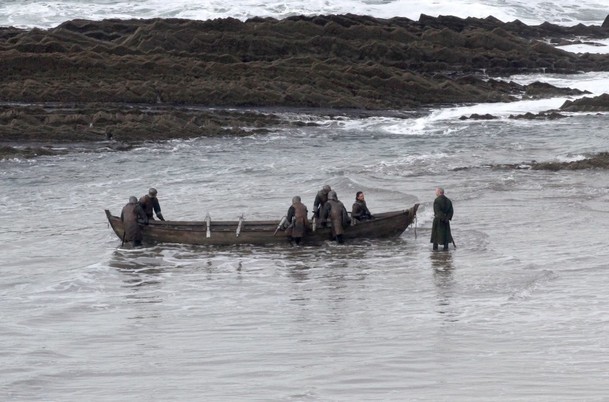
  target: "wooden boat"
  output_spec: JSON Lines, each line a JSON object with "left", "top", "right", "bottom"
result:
{"left": 105, "top": 204, "right": 419, "bottom": 246}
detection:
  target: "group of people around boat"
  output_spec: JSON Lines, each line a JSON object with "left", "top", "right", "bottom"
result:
{"left": 283, "top": 185, "right": 374, "bottom": 245}
{"left": 119, "top": 185, "right": 453, "bottom": 250}
{"left": 283, "top": 185, "right": 453, "bottom": 249}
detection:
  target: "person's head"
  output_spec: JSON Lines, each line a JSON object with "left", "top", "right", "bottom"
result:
{"left": 322, "top": 185, "right": 331, "bottom": 193}
{"left": 148, "top": 187, "right": 158, "bottom": 198}
{"left": 435, "top": 187, "right": 444, "bottom": 197}
{"left": 129, "top": 196, "right": 138, "bottom": 204}
{"left": 292, "top": 195, "right": 301, "bottom": 204}
{"left": 356, "top": 191, "right": 365, "bottom": 201}
{"left": 327, "top": 190, "right": 337, "bottom": 201}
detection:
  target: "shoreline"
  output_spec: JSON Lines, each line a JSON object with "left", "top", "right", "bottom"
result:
{"left": 2, "top": 13, "right": 609, "bottom": 168}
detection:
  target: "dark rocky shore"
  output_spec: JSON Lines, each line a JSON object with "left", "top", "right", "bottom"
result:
{"left": 3, "top": 13, "right": 609, "bottom": 166}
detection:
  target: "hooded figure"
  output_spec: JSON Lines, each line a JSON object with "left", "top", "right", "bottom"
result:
{"left": 430, "top": 187, "right": 454, "bottom": 251}
{"left": 139, "top": 187, "right": 165, "bottom": 221}
{"left": 320, "top": 190, "right": 351, "bottom": 243}
{"left": 313, "top": 185, "right": 331, "bottom": 219}
{"left": 120, "top": 196, "right": 148, "bottom": 246}
{"left": 285, "top": 195, "right": 308, "bottom": 245}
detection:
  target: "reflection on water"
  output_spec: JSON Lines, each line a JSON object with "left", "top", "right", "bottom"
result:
{"left": 109, "top": 248, "right": 170, "bottom": 303}
{"left": 431, "top": 251, "right": 457, "bottom": 321}
{"left": 431, "top": 250, "right": 454, "bottom": 273}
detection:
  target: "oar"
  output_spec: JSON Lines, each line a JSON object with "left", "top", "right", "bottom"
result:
{"left": 273, "top": 216, "right": 287, "bottom": 236}
{"left": 236, "top": 214, "right": 244, "bottom": 237}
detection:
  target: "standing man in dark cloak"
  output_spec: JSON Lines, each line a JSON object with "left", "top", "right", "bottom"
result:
{"left": 430, "top": 187, "right": 454, "bottom": 251}
{"left": 285, "top": 195, "right": 308, "bottom": 245}
{"left": 139, "top": 187, "right": 165, "bottom": 221}
{"left": 351, "top": 191, "right": 373, "bottom": 222}
{"left": 321, "top": 190, "right": 351, "bottom": 244}
{"left": 121, "top": 196, "right": 148, "bottom": 246}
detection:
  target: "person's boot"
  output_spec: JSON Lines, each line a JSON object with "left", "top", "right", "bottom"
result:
{"left": 443, "top": 243, "right": 449, "bottom": 251}
{"left": 433, "top": 243, "right": 438, "bottom": 251}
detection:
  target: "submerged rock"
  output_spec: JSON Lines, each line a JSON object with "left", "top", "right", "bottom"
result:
{"left": 531, "top": 152, "right": 609, "bottom": 170}
{"left": 489, "top": 152, "right": 609, "bottom": 171}
{"left": 508, "top": 111, "right": 568, "bottom": 120}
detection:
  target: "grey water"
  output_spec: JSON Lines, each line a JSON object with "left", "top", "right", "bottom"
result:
{"left": 2, "top": 109, "right": 609, "bottom": 401}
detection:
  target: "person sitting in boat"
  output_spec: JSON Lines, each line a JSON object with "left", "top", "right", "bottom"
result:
{"left": 284, "top": 195, "right": 308, "bottom": 245}
{"left": 312, "top": 185, "right": 331, "bottom": 220}
{"left": 351, "top": 191, "right": 374, "bottom": 222}
{"left": 139, "top": 187, "right": 165, "bottom": 221}
{"left": 120, "top": 196, "right": 148, "bottom": 246}
{"left": 320, "top": 190, "right": 351, "bottom": 244}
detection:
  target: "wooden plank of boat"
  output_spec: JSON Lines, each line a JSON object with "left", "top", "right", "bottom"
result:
{"left": 105, "top": 203, "right": 419, "bottom": 246}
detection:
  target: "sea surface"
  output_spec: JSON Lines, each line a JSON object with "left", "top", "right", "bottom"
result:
{"left": 2, "top": 1, "right": 609, "bottom": 401}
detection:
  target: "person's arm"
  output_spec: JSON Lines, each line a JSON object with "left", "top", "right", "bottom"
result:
{"left": 342, "top": 205, "right": 351, "bottom": 226}
{"left": 351, "top": 202, "right": 361, "bottom": 220}
{"left": 285, "top": 206, "right": 295, "bottom": 229}
{"left": 137, "top": 205, "right": 149, "bottom": 225}
{"left": 313, "top": 194, "right": 321, "bottom": 217}
{"left": 320, "top": 203, "right": 330, "bottom": 226}
{"left": 447, "top": 200, "right": 454, "bottom": 221}
{"left": 153, "top": 199, "right": 165, "bottom": 221}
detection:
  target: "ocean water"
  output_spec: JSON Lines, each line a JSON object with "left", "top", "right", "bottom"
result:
{"left": 0, "top": 0, "right": 608, "bottom": 29}
{"left": 2, "top": 1, "right": 609, "bottom": 401}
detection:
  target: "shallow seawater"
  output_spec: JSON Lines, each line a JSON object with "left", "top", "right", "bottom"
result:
{"left": 2, "top": 102, "right": 609, "bottom": 400}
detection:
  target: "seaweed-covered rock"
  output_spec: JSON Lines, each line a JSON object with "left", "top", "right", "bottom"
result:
{"left": 560, "top": 93, "right": 609, "bottom": 111}
{"left": 1, "top": 14, "right": 609, "bottom": 145}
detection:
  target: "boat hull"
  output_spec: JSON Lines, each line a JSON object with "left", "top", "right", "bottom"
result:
{"left": 105, "top": 204, "right": 419, "bottom": 246}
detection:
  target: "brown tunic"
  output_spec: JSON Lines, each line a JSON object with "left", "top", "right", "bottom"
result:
{"left": 286, "top": 201, "right": 308, "bottom": 239}
{"left": 120, "top": 202, "right": 147, "bottom": 242}
{"left": 321, "top": 199, "right": 351, "bottom": 236}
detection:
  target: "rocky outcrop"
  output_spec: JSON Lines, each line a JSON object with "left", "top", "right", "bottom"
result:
{"left": 1, "top": 13, "right": 609, "bottom": 146}
{"left": 484, "top": 152, "right": 609, "bottom": 171}
{"left": 531, "top": 152, "right": 609, "bottom": 170}
{"left": 2, "top": 15, "right": 609, "bottom": 110}
{"left": 509, "top": 111, "right": 568, "bottom": 120}
{"left": 459, "top": 111, "right": 568, "bottom": 120}
{"left": 0, "top": 104, "right": 287, "bottom": 142}
{"left": 560, "top": 93, "right": 609, "bottom": 111}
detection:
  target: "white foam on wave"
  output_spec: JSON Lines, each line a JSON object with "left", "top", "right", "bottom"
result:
{"left": 556, "top": 154, "right": 588, "bottom": 162}
{"left": 364, "top": 71, "right": 609, "bottom": 135}
{"left": 0, "top": 0, "right": 607, "bottom": 28}
{"left": 509, "top": 71, "right": 609, "bottom": 96}
{"left": 555, "top": 39, "right": 609, "bottom": 55}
